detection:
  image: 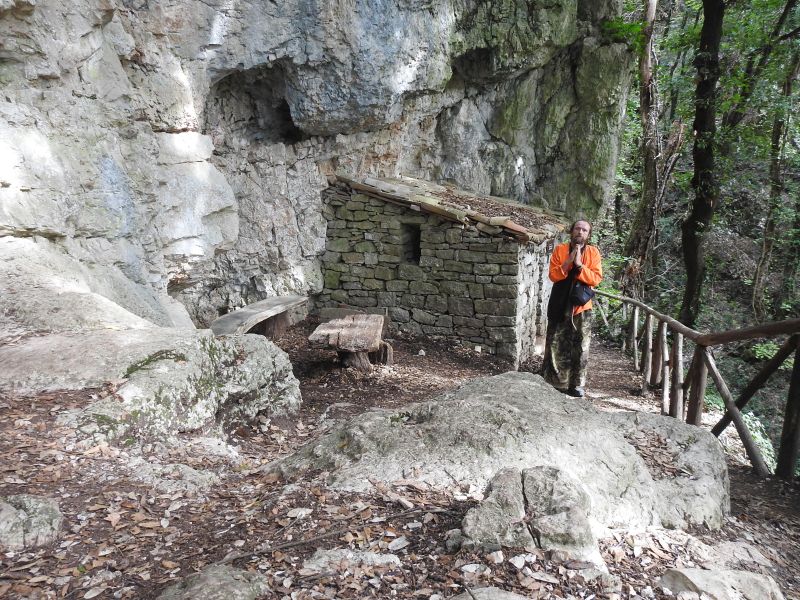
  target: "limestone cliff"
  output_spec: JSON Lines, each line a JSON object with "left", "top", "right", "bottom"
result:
{"left": 0, "top": 0, "right": 631, "bottom": 329}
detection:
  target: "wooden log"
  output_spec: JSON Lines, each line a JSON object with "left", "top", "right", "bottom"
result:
{"left": 211, "top": 295, "right": 308, "bottom": 336}
{"left": 641, "top": 314, "right": 653, "bottom": 395}
{"left": 685, "top": 346, "right": 708, "bottom": 426}
{"left": 702, "top": 348, "right": 771, "bottom": 478}
{"left": 776, "top": 343, "right": 800, "bottom": 480}
{"left": 660, "top": 325, "right": 670, "bottom": 415}
{"left": 712, "top": 334, "right": 799, "bottom": 436}
{"left": 669, "top": 332, "right": 684, "bottom": 418}
{"left": 339, "top": 351, "right": 373, "bottom": 373}
{"left": 696, "top": 318, "right": 800, "bottom": 346}
{"left": 596, "top": 290, "right": 702, "bottom": 341}
{"left": 652, "top": 321, "right": 666, "bottom": 387}
{"left": 369, "top": 341, "right": 394, "bottom": 366}
{"left": 630, "top": 306, "right": 640, "bottom": 371}
{"left": 309, "top": 314, "right": 384, "bottom": 353}
{"left": 595, "top": 290, "right": 800, "bottom": 346}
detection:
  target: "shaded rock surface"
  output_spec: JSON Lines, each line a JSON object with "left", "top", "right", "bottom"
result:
{"left": 273, "top": 372, "right": 730, "bottom": 533}
{"left": 156, "top": 564, "right": 270, "bottom": 600}
{"left": 659, "top": 568, "right": 785, "bottom": 600}
{"left": 0, "top": 495, "right": 63, "bottom": 551}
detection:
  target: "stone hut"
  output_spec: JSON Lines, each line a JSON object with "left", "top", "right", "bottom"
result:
{"left": 317, "top": 175, "right": 566, "bottom": 365}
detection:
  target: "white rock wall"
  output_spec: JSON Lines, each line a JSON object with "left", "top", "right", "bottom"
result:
{"left": 0, "top": 0, "right": 631, "bottom": 328}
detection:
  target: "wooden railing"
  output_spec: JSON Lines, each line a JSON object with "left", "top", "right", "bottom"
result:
{"left": 595, "top": 290, "right": 800, "bottom": 480}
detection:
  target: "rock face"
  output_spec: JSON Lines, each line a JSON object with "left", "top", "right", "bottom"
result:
{"left": 272, "top": 373, "right": 730, "bottom": 534}
{"left": 0, "top": 0, "right": 632, "bottom": 325}
{"left": 0, "top": 495, "right": 63, "bottom": 551}
{"left": 659, "top": 568, "right": 785, "bottom": 600}
{"left": 462, "top": 466, "right": 603, "bottom": 565}
{"left": 156, "top": 565, "right": 270, "bottom": 600}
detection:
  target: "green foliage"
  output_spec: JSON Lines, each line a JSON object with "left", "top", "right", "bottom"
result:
{"left": 704, "top": 389, "right": 725, "bottom": 411}
{"left": 601, "top": 18, "right": 646, "bottom": 55}
{"left": 752, "top": 341, "right": 795, "bottom": 371}
{"left": 742, "top": 412, "right": 778, "bottom": 473}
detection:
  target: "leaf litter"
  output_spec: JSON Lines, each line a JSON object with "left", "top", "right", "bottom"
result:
{"left": 0, "top": 323, "right": 798, "bottom": 599}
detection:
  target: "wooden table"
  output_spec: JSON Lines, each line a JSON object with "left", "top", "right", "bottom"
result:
{"left": 308, "top": 314, "right": 393, "bottom": 372}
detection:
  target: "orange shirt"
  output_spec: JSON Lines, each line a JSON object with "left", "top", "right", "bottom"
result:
{"left": 548, "top": 243, "right": 603, "bottom": 315}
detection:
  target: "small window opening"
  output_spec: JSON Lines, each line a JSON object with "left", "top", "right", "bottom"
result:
{"left": 401, "top": 223, "right": 421, "bottom": 264}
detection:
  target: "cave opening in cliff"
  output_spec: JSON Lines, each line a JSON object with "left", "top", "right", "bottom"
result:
{"left": 204, "top": 64, "right": 307, "bottom": 145}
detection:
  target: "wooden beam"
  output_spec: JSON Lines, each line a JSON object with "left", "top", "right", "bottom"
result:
{"left": 711, "top": 334, "right": 799, "bottom": 436}
{"left": 696, "top": 318, "right": 800, "bottom": 346}
{"left": 685, "top": 346, "right": 708, "bottom": 426}
{"left": 703, "top": 349, "right": 771, "bottom": 478}
{"left": 595, "top": 290, "right": 800, "bottom": 347}
{"left": 776, "top": 344, "right": 800, "bottom": 480}
{"left": 596, "top": 290, "right": 702, "bottom": 341}
{"left": 669, "top": 332, "right": 684, "bottom": 418}
{"left": 641, "top": 314, "right": 653, "bottom": 394}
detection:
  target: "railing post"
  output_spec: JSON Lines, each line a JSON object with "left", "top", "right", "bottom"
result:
{"left": 641, "top": 314, "right": 653, "bottom": 394}
{"left": 776, "top": 342, "right": 800, "bottom": 480}
{"left": 661, "top": 326, "right": 671, "bottom": 416}
{"left": 712, "top": 334, "right": 800, "bottom": 436}
{"left": 652, "top": 321, "right": 666, "bottom": 387}
{"left": 621, "top": 304, "right": 628, "bottom": 353}
{"left": 669, "top": 332, "right": 684, "bottom": 418}
{"left": 703, "top": 348, "right": 771, "bottom": 477}
{"left": 629, "top": 306, "right": 640, "bottom": 371}
{"left": 685, "top": 346, "right": 708, "bottom": 425}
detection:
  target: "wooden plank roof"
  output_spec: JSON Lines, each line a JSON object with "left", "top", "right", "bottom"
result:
{"left": 332, "top": 174, "right": 567, "bottom": 244}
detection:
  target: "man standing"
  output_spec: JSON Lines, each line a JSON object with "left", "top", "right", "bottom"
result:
{"left": 542, "top": 220, "right": 603, "bottom": 397}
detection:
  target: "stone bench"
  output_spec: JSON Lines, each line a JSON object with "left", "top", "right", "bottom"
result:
{"left": 211, "top": 295, "right": 308, "bottom": 338}
{"left": 308, "top": 313, "right": 393, "bottom": 372}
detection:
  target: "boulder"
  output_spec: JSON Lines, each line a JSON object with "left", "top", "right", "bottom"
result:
{"left": 451, "top": 588, "right": 531, "bottom": 600}
{"left": 659, "top": 568, "right": 784, "bottom": 600}
{"left": 42, "top": 329, "right": 301, "bottom": 442}
{"left": 272, "top": 372, "right": 729, "bottom": 534}
{"left": 301, "top": 549, "right": 401, "bottom": 574}
{"left": 0, "top": 495, "right": 63, "bottom": 550}
{"left": 156, "top": 564, "right": 270, "bottom": 600}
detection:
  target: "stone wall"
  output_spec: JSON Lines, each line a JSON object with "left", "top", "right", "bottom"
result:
{"left": 516, "top": 243, "right": 554, "bottom": 364}
{"left": 318, "top": 186, "right": 552, "bottom": 361}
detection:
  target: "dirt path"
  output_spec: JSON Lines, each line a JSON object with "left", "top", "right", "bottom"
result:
{"left": 0, "top": 322, "right": 798, "bottom": 599}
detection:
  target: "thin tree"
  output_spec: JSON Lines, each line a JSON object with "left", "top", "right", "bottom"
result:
{"left": 623, "top": 0, "right": 684, "bottom": 299}
{"left": 753, "top": 51, "right": 800, "bottom": 322}
{"left": 679, "top": 0, "right": 725, "bottom": 327}
{"left": 680, "top": 0, "right": 800, "bottom": 325}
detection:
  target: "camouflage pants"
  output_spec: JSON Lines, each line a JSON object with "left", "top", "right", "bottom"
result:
{"left": 542, "top": 310, "right": 593, "bottom": 391}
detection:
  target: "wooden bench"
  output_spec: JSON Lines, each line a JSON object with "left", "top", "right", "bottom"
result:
{"left": 210, "top": 295, "right": 307, "bottom": 338}
{"left": 308, "top": 313, "right": 393, "bottom": 372}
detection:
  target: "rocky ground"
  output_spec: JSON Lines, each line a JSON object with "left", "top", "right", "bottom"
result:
{"left": 0, "top": 318, "right": 798, "bottom": 599}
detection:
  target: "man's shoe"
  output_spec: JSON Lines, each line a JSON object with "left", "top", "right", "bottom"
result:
{"left": 567, "top": 387, "right": 585, "bottom": 398}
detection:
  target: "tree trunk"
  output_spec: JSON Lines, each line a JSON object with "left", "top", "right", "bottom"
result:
{"left": 752, "top": 51, "right": 800, "bottom": 322}
{"left": 622, "top": 0, "right": 659, "bottom": 299}
{"left": 776, "top": 343, "right": 800, "bottom": 480}
{"left": 679, "top": 0, "right": 725, "bottom": 327}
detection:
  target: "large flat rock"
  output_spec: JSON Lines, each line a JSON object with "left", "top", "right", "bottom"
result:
{"left": 272, "top": 372, "right": 729, "bottom": 532}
